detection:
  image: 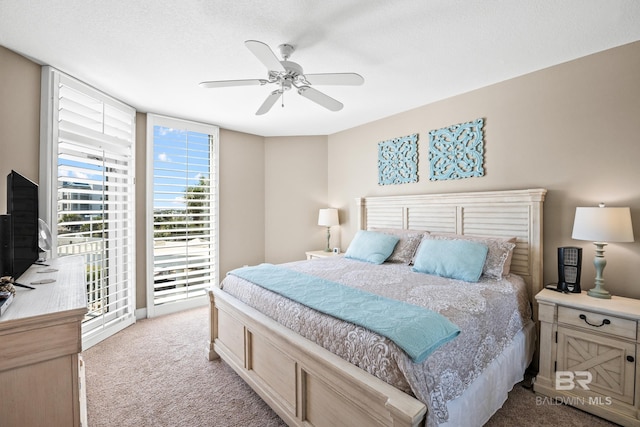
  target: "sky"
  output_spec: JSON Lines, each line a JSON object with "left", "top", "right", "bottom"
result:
{"left": 152, "top": 125, "right": 212, "bottom": 211}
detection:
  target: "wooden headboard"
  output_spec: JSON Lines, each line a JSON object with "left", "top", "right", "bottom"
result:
{"left": 356, "top": 188, "right": 547, "bottom": 303}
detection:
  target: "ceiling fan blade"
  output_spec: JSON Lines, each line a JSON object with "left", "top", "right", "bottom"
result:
{"left": 297, "top": 86, "right": 343, "bottom": 111}
{"left": 199, "top": 79, "right": 266, "bottom": 88}
{"left": 304, "top": 73, "right": 364, "bottom": 86}
{"left": 256, "top": 90, "right": 282, "bottom": 115}
{"left": 245, "top": 40, "right": 286, "bottom": 72}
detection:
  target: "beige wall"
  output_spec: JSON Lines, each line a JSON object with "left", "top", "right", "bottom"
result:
{"left": 219, "top": 129, "right": 266, "bottom": 274}
{"left": 134, "top": 112, "right": 147, "bottom": 309}
{"left": 0, "top": 46, "right": 41, "bottom": 211}
{"left": 264, "top": 135, "right": 329, "bottom": 264}
{"left": 328, "top": 41, "right": 640, "bottom": 299}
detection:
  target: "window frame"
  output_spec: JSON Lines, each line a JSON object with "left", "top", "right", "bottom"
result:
{"left": 145, "top": 114, "right": 219, "bottom": 318}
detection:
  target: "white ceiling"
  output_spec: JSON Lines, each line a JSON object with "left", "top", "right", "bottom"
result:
{"left": 1, "top": 0, "right": 639, "bottom": 137}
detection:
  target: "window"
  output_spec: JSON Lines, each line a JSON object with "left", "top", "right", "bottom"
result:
{"left": 40, "top": 66, "right": 136, "bottom": 349}
{"left": 146, "top": 114, "right": 219, "bottom": 317}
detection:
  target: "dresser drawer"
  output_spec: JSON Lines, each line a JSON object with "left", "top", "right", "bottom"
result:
{"left": 557, "top": 306, "right": 637, "bottom": 340}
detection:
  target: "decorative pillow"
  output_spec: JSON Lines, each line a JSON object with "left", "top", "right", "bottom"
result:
{"left": 429, "top": 233, "right": 517, "bottom": 279}
{"left": 499, "top": 239, "right": 517, "bottom": 276}
{"left": 344, "top": 230, "right": 400, "bottom": 264}
{"left": 411, "top": 238, "right": 488, "bottom": 282}
{"left": 371, "top": 228, "right": 427, "bottom": 264}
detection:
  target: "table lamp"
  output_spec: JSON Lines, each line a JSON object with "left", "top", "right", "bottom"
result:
{"left": 318, "top": 208, "right": 339, "bottom": 252}
{"left": 571, "top": 203, "right": 634, "bottom": 299}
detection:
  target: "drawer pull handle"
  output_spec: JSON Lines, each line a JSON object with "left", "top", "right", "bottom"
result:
{"left": 579, "top": 314, "right": 610, "bottom": 327}
{"left": 628, "top": 356, "right": 635, "bottom": 363}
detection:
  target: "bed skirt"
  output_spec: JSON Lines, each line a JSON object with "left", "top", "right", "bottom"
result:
{"left": 442, "top": 320, "right": 536, "bottom": 426}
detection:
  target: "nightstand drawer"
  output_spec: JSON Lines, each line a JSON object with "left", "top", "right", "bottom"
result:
{"left": 305, "top": 250, "right": 342, "bottom": 260}
{"left": 558, "top": 306, "right": 637, "bottom": 340}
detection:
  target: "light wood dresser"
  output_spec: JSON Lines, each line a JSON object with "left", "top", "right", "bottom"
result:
{"left": 0, "top": 255, "right": 87, "bottom": 427}
{"left": 534, "top": 288, "right": 640, "bottom": 426}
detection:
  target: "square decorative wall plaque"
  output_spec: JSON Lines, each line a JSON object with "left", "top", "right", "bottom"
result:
{"left": 428, "top": 118, "right": 484, "bottom": 181}
{"left": 378, "top": 133, "right": 418, "bottom": 185}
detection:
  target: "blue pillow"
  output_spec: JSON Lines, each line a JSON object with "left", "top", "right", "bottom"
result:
{"left": 412, "top": 238, "right": 488, "bottom": 282}
{"left": 344, "top": 230, "right": 400, "bottom": 264}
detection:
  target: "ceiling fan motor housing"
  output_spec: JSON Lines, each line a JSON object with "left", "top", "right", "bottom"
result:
{"left": 267, "top": 60, "right": 304, "bottom": 90}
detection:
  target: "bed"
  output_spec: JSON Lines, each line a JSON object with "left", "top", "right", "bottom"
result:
{"left": 207, "top": 188, "right": 546, "bottom": 427}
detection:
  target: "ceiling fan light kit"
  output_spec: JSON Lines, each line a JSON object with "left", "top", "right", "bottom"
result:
{"left": 200, "top": 40, "right": 364, "bottom": 115}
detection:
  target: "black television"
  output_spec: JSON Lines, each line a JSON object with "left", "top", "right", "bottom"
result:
{"left": 6, "top": 170, "right": 39, "bottom": 280}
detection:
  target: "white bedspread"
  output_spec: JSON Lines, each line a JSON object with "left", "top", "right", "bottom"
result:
{"left": 220, "top": 257, "right": 532, "bottom": 425}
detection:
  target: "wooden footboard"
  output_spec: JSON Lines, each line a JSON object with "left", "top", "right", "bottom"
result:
{"left": 207, "top": 287, "right": 427, "bottom": 427}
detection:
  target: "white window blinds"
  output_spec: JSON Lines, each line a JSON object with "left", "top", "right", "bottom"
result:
{"left": 40, "top": 66, "right": 136, "bottom": 348}
{"left": 146, "top": 114, "right": 218, "bottom": 317}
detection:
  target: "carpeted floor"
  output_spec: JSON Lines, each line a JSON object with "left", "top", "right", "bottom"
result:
{"left": 83, "top": 306, "right": 618, "bottom": 426}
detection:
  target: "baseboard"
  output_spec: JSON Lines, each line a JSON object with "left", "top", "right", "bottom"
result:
{"left": 135, "top": 307, "right": 147, "bottom": 320}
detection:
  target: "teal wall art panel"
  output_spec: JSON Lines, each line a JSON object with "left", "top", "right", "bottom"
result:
{"left": 428, "top": 118, "right": 484, "bottom": 181}
{"left": 378, "top": 133, "right": 418, "bottom": 185}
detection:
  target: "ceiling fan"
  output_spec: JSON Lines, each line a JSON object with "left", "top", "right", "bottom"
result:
{"left": 199, "top": 40, "right": 364, "bottom": 115}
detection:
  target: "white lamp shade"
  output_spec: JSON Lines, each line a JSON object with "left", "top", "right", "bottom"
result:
{"left": 318, "top": 208, "right": 339, "bottom": 227}
{"left": 572, "top": 206, "right": 634, "bottom": 243}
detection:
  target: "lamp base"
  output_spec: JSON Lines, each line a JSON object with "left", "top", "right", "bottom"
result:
{"left": 587, "top": 287, "right": 612, "bottom": 299}
{"left": 586, "top": 243, "right": 612, "bottom": 299}
{"left": 324, "top": 227, "right": 332, "bottom": 252}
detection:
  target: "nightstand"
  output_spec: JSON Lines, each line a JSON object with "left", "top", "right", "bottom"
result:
{"left": 534, "top": 289, "right": 640, "bottom": 426}
{"left": 305, "top": 250, "right": 342, "bottom": 260}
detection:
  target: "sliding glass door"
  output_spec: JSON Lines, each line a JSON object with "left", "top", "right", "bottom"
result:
{"left": 40, "top": 66, "right": 136, "bottom": 348}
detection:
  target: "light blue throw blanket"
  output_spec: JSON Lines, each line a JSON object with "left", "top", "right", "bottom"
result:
{"left": 228, "top": 264, "right": 460, "bottom": 363}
